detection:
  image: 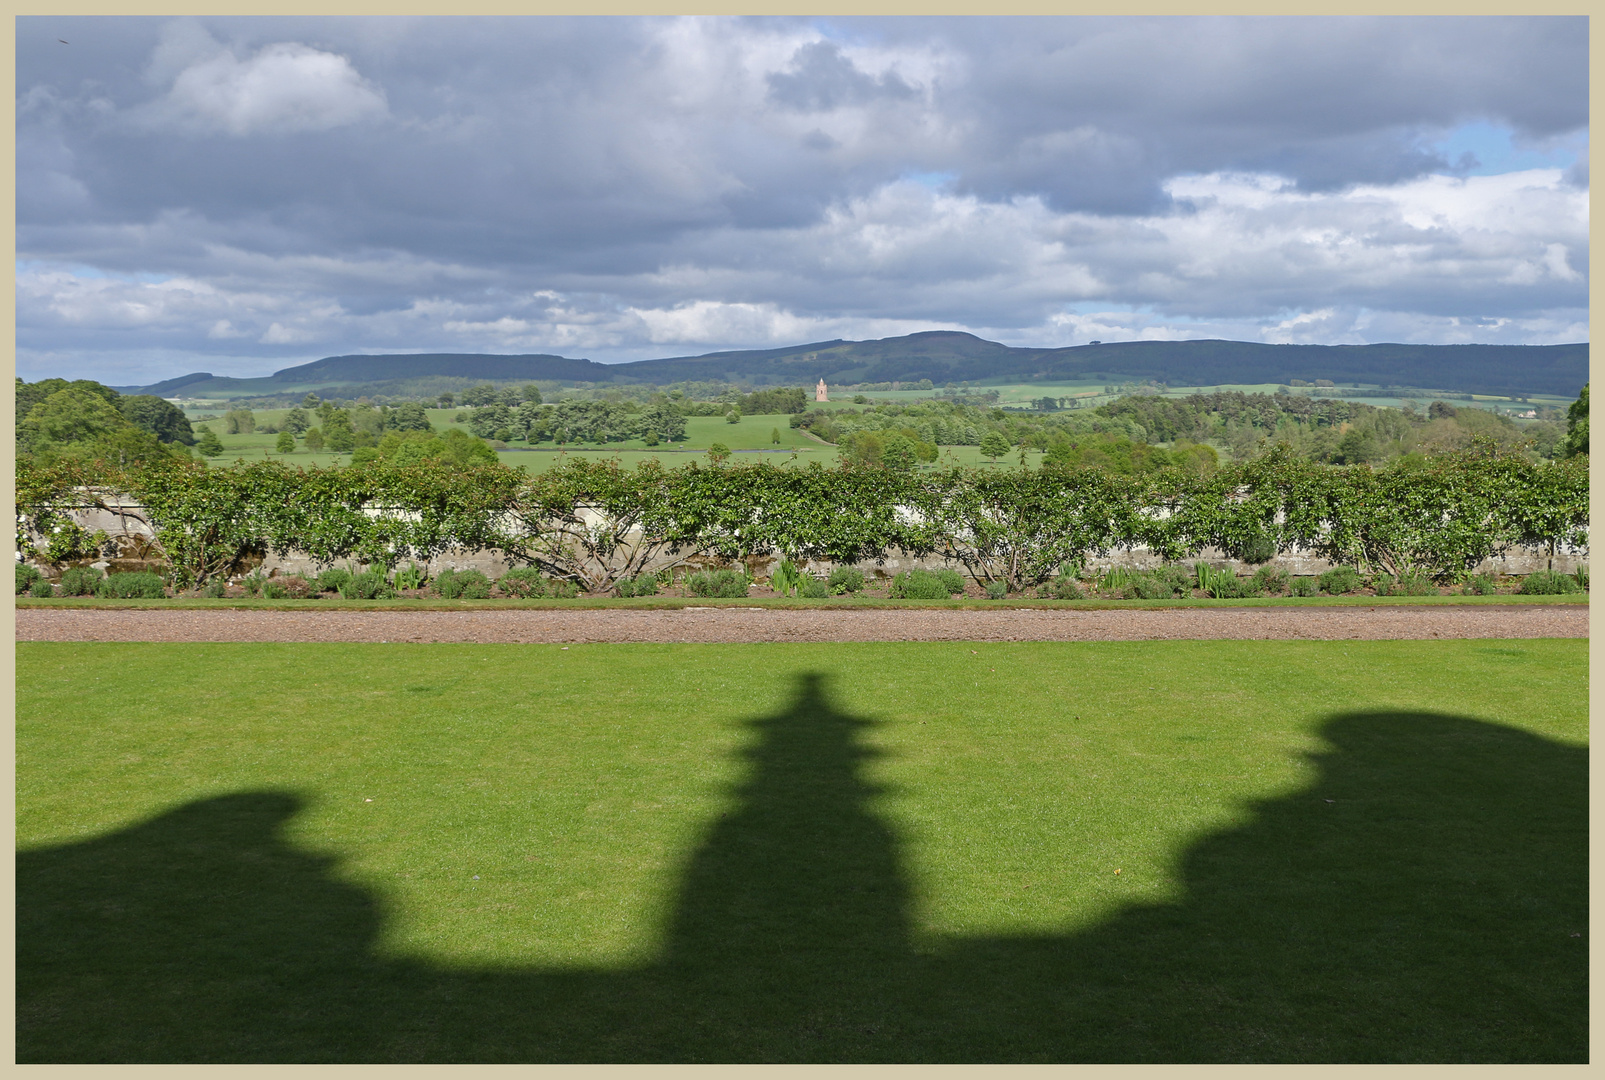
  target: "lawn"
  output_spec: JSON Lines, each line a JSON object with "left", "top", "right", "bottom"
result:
{"left": 17, "top": 639, "right": 1587, "bottom": 1062}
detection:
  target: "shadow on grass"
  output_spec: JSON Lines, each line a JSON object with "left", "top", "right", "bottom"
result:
{"left": 17, "top": 673, "right": 1586, "bottom": 1062}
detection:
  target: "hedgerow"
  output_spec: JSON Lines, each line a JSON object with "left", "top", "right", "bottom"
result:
{"left": 14, "top": 441, "right": 1588, "bottom": 590}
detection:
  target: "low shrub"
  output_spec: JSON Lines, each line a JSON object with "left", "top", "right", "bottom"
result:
{"left": 1152, "top": 564, "right": 1191, "bottom": 595}
{"left": 828, "top": 567, "right": 865, "bottom": 595}
{"left": 262, "top": 581, "right": 290, "bottom": 599}
{"left": 1251, "top": 566, "right": 1290, "bottom": 595}
{"left": 435, "top": 568, "right": 490, "bottom": 599}
{"left": 1053, "top": 576, "right": 1084, "bottom": 600}
{"left": 1517, "top": 569, "right": 1583, "bottom": 595}
{"left": 339, "top": 570, "right": 399, "bottom": 600}
{"left": 686, "top": 568, "right": 750, "bottom": 598}
{"left": 769, "top": 560, "right": 805, "bottom": 597}
{"left": 798, "top": 575, "right": 831, "bottom": 598}
{"left": 202, "top": 579, "right": 228, "bottom": 598}
{"left": 314, "top": 568, "right": 355, "bottom": 595}
{"left": 615, "top": 575, "right": 659, "bottom": 598}
{"left": 1195, "top": 564, "right": 1259, "bottom": 599}
{"left": 1461, "top": 573, "right": 1497, "bottom": 596}
{"left": 96, "top": 571, "right": 166, "bottom": 599}
{"left": 1575, "top": 567, "right": 1589, "bottom": 591}
{"left": 985, "top": 580, "right": 1009, "bottom": 600}
{"left": 242, "top": 570, "right": 268, "bottom": 597}
{"left": 497, "top": 567, "right": 547, "bottom": 598}
{"left": 29, "top": 578, "right": 56, "bottom": 598}
{"left": 1318, "top": 566, "right": 1363, "bottom": 595}
{"left": 16, "top": 564, "right": 43, "bottom": 595}
{"left": 58, "top": 567, "right": 104, "bottom": 596}
{"left": 890, "top": 569, "right": 964, "bottom": 599}
{"left": 1288, "top": 576, "right": 1319, "bottom": 597}
{"left": 547, "top": 578, "right": 581, "bottom": 599}
{"left": 394, "top": 563, "right": 428, "bottom": 591}
{"left": 1390, "top": 572, "right": 1436, "bottom": 597}
{"left": 1122, "top": 573, "right": 1179, "bottom": 600}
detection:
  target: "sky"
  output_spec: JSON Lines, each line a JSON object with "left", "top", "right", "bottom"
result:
{"left": 15, "top": 15, "right": 1590, "bottom": 385}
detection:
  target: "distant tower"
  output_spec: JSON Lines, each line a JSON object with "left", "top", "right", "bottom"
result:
{"left": 816, "top": 379, "right": 828, "bottom": 402}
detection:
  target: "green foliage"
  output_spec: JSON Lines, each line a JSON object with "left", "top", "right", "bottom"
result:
{"left": 28, "top": 578, "right": 56, "bottom": 598}
{"left": 196, "top": 428, "right": 224, "bottom": 457}
{"left": 314, "top": 568, "right": 355, "bottom": 595}
{"left": 770, "top": 559, "right": 805, "bottom": 597}
{"left": 58, "top": 567, "right": 104, "bottom": 596}
{"left": 1562, "top": 384, "right": 1587, "bottom": 458}
{"left": 242, "top": 570, "right": 268, "bottom": 596}
{"left": 303, "top": 428, "right": 325, "bottom": 452}
{"left": 547, "top": 578, "right": 581, "bottom": 599}
{"left": 434, "top": 569, "right": 490, "bottom": 600}
{"left": 1287, "top": 576, "right": 1319, "bottom": 597}
{"left": 1460, "top": 573, "right": 1497, "bottom": 596}
{"left": 496, "top": 567, "right": 547, "bottom": 598}
{"left": 1374, "top": 571, "right": 1435, "bottom": 597}
{"left": 223, "top": 409, "right": 255, "bottom": 435}
{"left": 202, "top": 579, "right": 228, "bottom": 598}
{"left": 394, "top": 563, "right": 428, "bottom": 591}
{"left": 1122, "top": 573, "right": 1179, "bottom": 600}
{"left": 275, "top": 431, "right": 296, "bottom": 454}
{"left": 262, "top": 581, "right": 290, "bottom": 599}
{"left": 1318, "top": 566, "right": 1363, "bottom": 595}
{"left": 706, "top": 443, "right": 731, "bottom": 465}
{"left": 339, "top": 570, "right": 397, "bottom": 600}
{"left": 95, "top": 571, "right": 165, "bottom": 599}
{"left": 1517, "top": 570, "right": 1583, "bottom": 595}
{"left": 798, "top": 574, "right": 831, "bottom": 598}
{"left": 16, "top": 563, "right": 44, "bottom": 595}
{"left": 1052, "top": 575, "right": 1084, "bottom": 600}
{"left": 979, "top": 430, "right": 1010, "bottom": 461}
{"left": 828, "top": 567, "right": 865, "bottom": 595}
{"left": 614, "top": 574, "right": 660, "bottom": 598}
{"left": 1251, "top": 566, "right": 1290, "bottom": 595}
{"left": 984, "top": 579, "right": 1008, "bottom": 599}
{"left": 685, "top": 568, "right": 750, "bottom": 598}
{"left": 1195, "top": 564, "right": 1259, "bottom": 599}
{"left": 889, "top": 569, "right": 961, "bottom": 600}
{"left": 121, "top": 396, "right": 195, "bottom": 446}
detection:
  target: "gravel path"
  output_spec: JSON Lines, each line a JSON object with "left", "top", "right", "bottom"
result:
{"left": 15, "top": 605, "right": 1588, "bottom": 643}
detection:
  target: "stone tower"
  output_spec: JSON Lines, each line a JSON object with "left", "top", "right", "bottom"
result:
{"left": 816, "top": 379, "right": 828, "bottom": 402}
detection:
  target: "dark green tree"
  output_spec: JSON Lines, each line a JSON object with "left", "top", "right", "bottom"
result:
{"left": 1562, "top": 384, "right": 1588, "bottom": 458}
{"left": 121, "top": 395, "right": 195, "bottom": 445}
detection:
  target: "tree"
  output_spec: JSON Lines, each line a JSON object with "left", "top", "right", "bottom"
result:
{"left": 18, "top": 388, "right": 132, "bottom": 454}
{"left": 882, "top": 433, "right": 918, "bottom": 471}
{"left": 521, "top": 385, "right": 542, "bottom": 405}
{"left": 223, "top": 409, "right": 255, "bottom": 435}
{"left": 120, "top": 395, "right": 195, "bottom": 445}
{"left": 303, "top": 427, "right": 325, "bottom": 452}
{"left": 282, "top": 407, "right": 311, "bottom": 434}
{"left": 436, "top": 392, "right": 454, "bottom": 408}
{"left": 707, "top": 443, "right": 731, "bottom": 465}
{"left": 196, "top": 427, "right": 224, "bottom": 457}
{"left": 325, "top": 411, "right": 356, "bottom": 453}
{"left": 980, "top": 429, "right": 1010, "bottom": 463}
{"left": 301, "top": 393, "right": 320, "bottom": 409}
{"left": 726, "top": 408, "right": 741, "bottom": 424}
{"left": 1562, "top": 383, "right": 1588, "bottom": 458}
{"left": 771, "top": 427, "right": 781, "bottom": 445}
{"left": 389, "top": 401, "right": 433, "bottom": 432}
{"left": 275, "top": 431, "right": 296, "bottom": 454}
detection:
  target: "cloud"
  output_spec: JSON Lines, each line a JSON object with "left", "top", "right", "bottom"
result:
{"left": 12, "top": 16, "right": 1589, "bottom": 383}
{"left": 136, "top": 25, "right": 386, "bottom": 135}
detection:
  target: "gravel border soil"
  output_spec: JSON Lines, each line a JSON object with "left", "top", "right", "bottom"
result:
{"left": 15, "top": 605, "right": 1588, "bottom": 643}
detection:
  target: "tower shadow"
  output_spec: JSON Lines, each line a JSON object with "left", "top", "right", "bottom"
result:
{"left": 16, "top": 676, "right": 1588, "bottom": 1062}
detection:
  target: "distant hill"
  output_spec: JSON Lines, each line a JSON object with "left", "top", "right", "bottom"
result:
{"left": 114, "top": 333, "right": 1588, "bottom": 400}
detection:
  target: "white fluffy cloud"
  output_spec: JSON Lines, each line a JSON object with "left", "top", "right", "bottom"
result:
{"left": 135, "top": 24, "right": 386, "bottom": 135}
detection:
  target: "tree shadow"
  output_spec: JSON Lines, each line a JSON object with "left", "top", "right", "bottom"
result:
{"left": 17, "top": 674, "right": 1587, "bottom": 1062}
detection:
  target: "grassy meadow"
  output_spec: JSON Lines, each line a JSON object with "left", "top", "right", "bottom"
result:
{"left": 17, "top": 638, "right": 1587, "bottom": 1062}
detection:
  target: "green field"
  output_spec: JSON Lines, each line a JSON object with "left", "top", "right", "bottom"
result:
{"left": 18, "top": 639, "right": 1586, "bottom": 1062}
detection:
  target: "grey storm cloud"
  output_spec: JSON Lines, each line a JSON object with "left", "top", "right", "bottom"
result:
{"left": 14, "top": 15, "right": 1589, "bottom": 382}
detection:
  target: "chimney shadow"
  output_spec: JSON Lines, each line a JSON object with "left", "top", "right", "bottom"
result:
{"left": 17, "top": 677, "right": 1587, "bottom": 1062}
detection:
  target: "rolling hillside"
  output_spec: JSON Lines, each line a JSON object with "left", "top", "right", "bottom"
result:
{"left": 116, "top": 333, "right": 1588, "bottom": 400}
